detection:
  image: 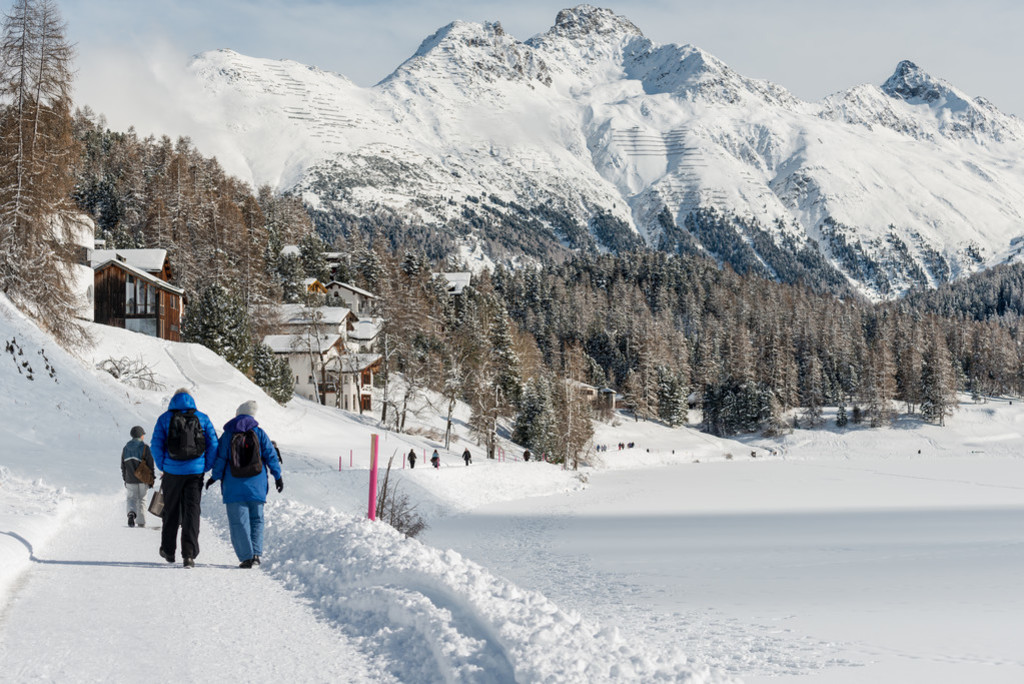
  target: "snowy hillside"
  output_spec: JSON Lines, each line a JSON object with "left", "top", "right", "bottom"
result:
{"left": 0, "top": 297, "right": 737, "bottom": 683}
{"left": 4, "top": 303, "right": 1024, "bottom": 681}
{"left": 174, "top": 5, "right": 1024, "bottom": 298}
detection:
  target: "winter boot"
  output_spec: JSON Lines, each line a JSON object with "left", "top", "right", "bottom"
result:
{"left": 128, "top": 512, "right": 136, "bottom": 528}
{"left": 183, "top": 557, "right": 195, "bottom": 568}
{"left": 159, "top": 547, "right": 175, "bottom": 563}
{"left": 253, "top": 555, "right": 261, "bottom": 566}
{"left": 239, "top": 558, "right": 254, "bottom": 569}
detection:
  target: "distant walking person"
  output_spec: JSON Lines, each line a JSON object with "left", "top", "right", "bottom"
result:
{"left": 206, "top": 400, "right": 283, "bottom": 569}
{"left": 121, "top": 426, "right": 155, "bottom": 528}
{"left": 462, "top": 448, "right": 472, "bottom": 466}
{"left": 151, "top": 388, "right": 218, "bottom": 568}
{"left": 408, "top": 449, "right": 417, "bottom": 469}
{"left": 431, "top": 450, "right": 441, "bottom": 469}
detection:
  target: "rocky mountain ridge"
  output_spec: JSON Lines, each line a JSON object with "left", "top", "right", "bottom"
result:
{"left": 185, "top": 4, "right": 1024, "bottom": 299}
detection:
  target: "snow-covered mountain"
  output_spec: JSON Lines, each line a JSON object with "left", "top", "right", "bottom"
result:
{"left": 184, "top": 5, "right": 1024, "bottom": 298}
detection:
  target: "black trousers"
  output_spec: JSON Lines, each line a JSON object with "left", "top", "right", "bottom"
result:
{"left": 160, "top": 472, "right": 204, "bottom": 559}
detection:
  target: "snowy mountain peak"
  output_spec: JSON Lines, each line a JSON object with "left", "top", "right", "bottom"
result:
{"left": 175, "top": 9, "right": 1024, "bottom": 301}
{"left": 882, "top": 59, "right": 945, "bottom": 104}
{"left": 386, "top": 18, "right": 552, "bottom": 89}
{"left": 551, "top": 5, "right": 643, "bottom": 39}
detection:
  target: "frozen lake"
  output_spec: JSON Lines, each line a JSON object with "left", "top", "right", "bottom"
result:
{"left": 426, "top": 459, "right": 1024, "bottom": 682}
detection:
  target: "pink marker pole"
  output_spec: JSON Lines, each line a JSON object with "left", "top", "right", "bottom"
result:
{"left": 368, "top": 434, "right": 379, "bottom": 520}
{"left": 350, "top": 449, "right": 353, "bottom": 468}
{"left": 339, "top": 455, "right": 342, "bottom": 471}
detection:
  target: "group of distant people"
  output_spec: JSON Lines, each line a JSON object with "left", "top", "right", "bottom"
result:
{"left": 120, "top": 388, "right": 283, "bottom": 569}
{"left": 407, "top": 447, "right": 474, "bottom": 469}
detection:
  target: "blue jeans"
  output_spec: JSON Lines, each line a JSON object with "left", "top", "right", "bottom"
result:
{"left": 225, "top": 501, "right": 264, "bottom": 562}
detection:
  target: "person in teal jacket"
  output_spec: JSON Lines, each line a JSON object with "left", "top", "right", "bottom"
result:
{"left": 151, "top": 388, "right": 219, "bottom": 568}
{"left": 206, "top": 400, "right": 283, "bottom": 569}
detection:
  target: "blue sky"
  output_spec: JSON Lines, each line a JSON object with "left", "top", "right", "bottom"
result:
{"left": 62, "top": 0, "right": 1024, "bottom": 130}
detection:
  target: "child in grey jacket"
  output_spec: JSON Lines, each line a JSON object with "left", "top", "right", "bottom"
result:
{"left": 121, "top": 425, "right": 156, "bottom": 527}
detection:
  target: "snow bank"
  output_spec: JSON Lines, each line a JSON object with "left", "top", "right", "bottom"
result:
{"left": 0, "top": 470, "right": 74, "bottom": 598}
{"left": 264, "top": 500, "right": 734, "bottom": 683}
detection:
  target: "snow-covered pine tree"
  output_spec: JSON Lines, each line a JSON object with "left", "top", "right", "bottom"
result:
{"left": 251, "top": 342, "right": 293, "bottom": 405}
{"left": 181, "top": 283, "right": 253, "bottom": 372}
{"left": 835, "top": 401, "right": 848, "bottom": 428}
{"left": 656, "top": 365, "right": 687, "bottom": 427}
{"left": 0, "top": 0, "right": 85, "bottom": 347}
{"left": 919, "top": 321, "right": 957, "bottom": 425}
{"left": 298, "top": 231, "right": 329, "bottom": 284}
{"left": 799, "top": 348, "right": 824, "bottom": 427}
{"left": 512, "top": 374, "right": 556, "bottom": 455}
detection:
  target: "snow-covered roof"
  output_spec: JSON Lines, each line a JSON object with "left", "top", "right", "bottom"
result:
{"left": 279, "top": 304, "right": 355, "bottom": 328}
{"left": 262, "top": 333, "right": 342, "bottom": 354}
{"left": 349, "top": 317, "right": 381, "bottom": 341}
{"left": 326, "top": 280, "right": 376, "bottom": 299}
{"left": 280, "top": 244, "right": 300, "bottom": 257}
{"left": 90, "top": 249, "right": 167, "bottom": 274}
{"left": 439, "top": 271, "right": 472, "bottom": 295}
{"left": 324, "top": 353, "right": 381, "bottom": 374}
{"left": 92, "top": 258, "right": 184, "bottom": 295}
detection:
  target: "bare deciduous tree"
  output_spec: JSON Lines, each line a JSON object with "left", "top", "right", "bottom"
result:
{"left": 0, "top": 0, "right": 85, "bottom": 347}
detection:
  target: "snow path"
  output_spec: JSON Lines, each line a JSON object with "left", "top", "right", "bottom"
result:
{"left": 0, "top": 495, "right": 382, "bottom": 683}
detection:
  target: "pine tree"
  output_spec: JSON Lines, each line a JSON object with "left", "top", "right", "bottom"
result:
{"left": 298, "top": 231, "right": 328, "bottom": 283}
{"left": 835, "top": 401, "right": 848, "bottom": 428}
{"left": 181, "top": 283, "right": 253, "bottom": 372}
{"left": 252, "top": 342, "right": 293, "bottom": 404}
{"left": 512, "top": 374, "right": 556, "bottom": 454}
{"left": 656, "top": 365, "right": 688, "bottom": 427}
{"left": 920, "top": 322, "right": 957, "bottom": 425}
{"left": 0, "top": 0, "right": 84, "bottom": 347}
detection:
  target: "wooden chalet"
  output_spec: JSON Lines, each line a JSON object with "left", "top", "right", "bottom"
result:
{"left": 93, "top": 256, "right": 185, "bottom": 341}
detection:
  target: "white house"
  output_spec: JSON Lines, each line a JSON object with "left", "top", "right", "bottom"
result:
{"left": 278, "top": 303, "right": 358, "bottom": 337}
{"left": 267, "top": 303, "right": 381, "bottom": 411}
{"left": 325, "top": 281, "right": 375, "bottom": 314}
{"left": 262, "top": 332, "right": 345, "bottom": 405}
{"left": 324, "top": 352, "right": 380, "bottom": 413}
{"left": 347, "top": 317, "right": 381, "bottom": 354}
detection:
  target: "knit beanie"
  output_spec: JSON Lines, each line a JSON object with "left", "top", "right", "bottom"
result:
{"left": 130, "top": 425, "right": 145, "bottom": 438}
{"left": 236, "top": 400, "right": 258, "bottom": 417}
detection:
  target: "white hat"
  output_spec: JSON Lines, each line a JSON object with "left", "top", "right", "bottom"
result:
{"left": 236, "top": 400, "right": 258, "bottom": 417}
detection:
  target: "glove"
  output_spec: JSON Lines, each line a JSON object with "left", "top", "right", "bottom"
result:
{"left": 275, "top": 478, "right": 284, "bottom": 493}
{"left": 205, "top": 478, "right": 216, "bottom": 491}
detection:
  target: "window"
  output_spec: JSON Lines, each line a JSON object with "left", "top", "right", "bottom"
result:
{"left": 125, "top": 275, "right": 135, "bottom": 315}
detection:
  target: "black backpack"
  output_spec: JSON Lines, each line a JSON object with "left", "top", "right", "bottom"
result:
{"left": 166, "top": 409, "right": 206, "bottom": 461}
{"left": 230, "top": 429, "right": 263, "bottom": 478}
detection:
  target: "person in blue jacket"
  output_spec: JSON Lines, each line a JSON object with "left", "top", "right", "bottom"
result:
{"left": 206, "top": 400, "right": 283, "bottom": 569}
{"left": 151, "top": 388, "right": 219, "bottom": 568}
